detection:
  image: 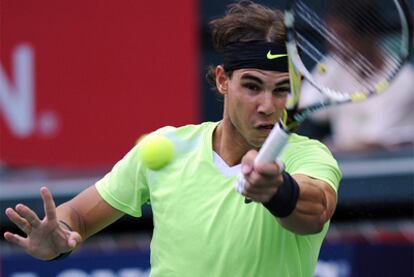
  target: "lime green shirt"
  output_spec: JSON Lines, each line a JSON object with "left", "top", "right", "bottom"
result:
{"left": 95, "top": 121, "right": 341, "bottom": 277}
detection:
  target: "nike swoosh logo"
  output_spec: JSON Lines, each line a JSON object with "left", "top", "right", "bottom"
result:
{"left": 266, "top": 51, "right": 287, "bottom": 60}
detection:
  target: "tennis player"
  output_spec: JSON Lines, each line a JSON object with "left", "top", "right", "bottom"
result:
{"left": 4, "top": 1, "right": 341, "bottom": 276}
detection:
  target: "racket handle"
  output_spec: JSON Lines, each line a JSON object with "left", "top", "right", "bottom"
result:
{"left": 235, "top": 123, "right": 290, "bottom": 202}
{"left": 255, "top": 123, "right": 289, "bottom": 163}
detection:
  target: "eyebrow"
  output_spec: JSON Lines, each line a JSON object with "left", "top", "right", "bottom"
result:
{"left": 240, "top": 74, "right": 290, "bottom": 87}
{"left": 240, "top": 74, "right": 264, "bottom": 84}
{"left": 275, "top": 80, "right": 290, "bottom": 87}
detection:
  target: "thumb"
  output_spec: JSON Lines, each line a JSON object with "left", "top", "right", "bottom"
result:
{"left": 241, "top": 149, "right": 258, "bottom": 174}
{"left": 67, "top": 231, "right": 82, "bottom": 249}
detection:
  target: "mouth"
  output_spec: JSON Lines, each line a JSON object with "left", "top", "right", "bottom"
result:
{"left": 256, "top": 123, "right": 275, "bottom": 130}
{"left": 255, "top": 123, "right": 275, "bottom": 135}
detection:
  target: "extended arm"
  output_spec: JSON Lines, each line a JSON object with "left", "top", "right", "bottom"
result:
{"left": 241, "top": 150, "right": 337, "bottom": 235}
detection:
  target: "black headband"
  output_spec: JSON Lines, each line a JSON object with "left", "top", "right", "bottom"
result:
{"left": 223, "top": 41, "right": 288, "bottom": 72}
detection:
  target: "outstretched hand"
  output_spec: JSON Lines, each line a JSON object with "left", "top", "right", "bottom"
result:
{"left": 4, "top": 186, "right": 82, "bottom": 260}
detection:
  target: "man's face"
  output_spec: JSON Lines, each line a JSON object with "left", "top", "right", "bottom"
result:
{"left": 221, "top": 68, "right": 290, "bottom": 148}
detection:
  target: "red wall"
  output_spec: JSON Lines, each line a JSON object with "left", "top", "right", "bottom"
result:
{"left": 0, "top": 0, "right": 199, "bottom": 167}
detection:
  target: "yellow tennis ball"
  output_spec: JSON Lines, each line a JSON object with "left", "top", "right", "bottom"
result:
{"left": 139, "top": 134, "right": 174, "bottom": 170}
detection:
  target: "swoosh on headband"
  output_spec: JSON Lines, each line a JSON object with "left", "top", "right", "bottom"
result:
{"left": 266, "top": 51, "right": 287, "bottom": 60}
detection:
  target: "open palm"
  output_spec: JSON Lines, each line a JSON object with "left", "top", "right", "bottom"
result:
{"left": 4, "top": 187, "right": 82, "bottom": 260}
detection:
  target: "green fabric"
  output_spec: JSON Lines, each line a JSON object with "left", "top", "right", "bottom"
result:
{"left": 95, "top": 121, "right": 341, "bottom": 277}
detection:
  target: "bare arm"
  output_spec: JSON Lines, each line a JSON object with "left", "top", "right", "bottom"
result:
{"left": 56, "top": 185, "right": 124, "bottom": 240}
{"left": 4, "top": 185, "right": 124, "bottom": 260}
{"left": 276, "top": 174, "right": 336, "bottom": 234}
{"left": 241, "top": 150, "right": 337, "bottom": 235}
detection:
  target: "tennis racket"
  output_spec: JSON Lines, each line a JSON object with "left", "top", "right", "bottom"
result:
{"left": 236, "top": 0, "right": 413, "bottom": 200}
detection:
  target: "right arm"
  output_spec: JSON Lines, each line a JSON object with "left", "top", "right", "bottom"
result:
{"left": 4, "top": 185, "right": 124, "bottom": 260}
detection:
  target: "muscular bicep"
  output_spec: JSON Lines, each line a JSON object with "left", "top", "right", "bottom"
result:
{"left": 56, "top": 185, "right": 125, "bottom": 240}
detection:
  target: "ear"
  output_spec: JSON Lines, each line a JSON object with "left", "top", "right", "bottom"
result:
{"left": 215, "top": 65, "right": 229, "bottom": 95}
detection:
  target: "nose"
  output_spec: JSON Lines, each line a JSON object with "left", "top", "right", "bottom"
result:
{"left": 257, "top": 91, "right": 276, "bottom": 115}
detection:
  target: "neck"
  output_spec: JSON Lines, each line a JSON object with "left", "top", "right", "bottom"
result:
{"left": 213, "top": 120, "right": 252, "bottom": 166}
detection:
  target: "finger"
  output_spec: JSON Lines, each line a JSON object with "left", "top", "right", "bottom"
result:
{"left": 67, "top": 232, "right": 83, "bottom": 249}
{"left": 245, "top": 169, "right": 276, "bottom": 188}
{"left": 5, "top": 208, "right": 32, "bottom": 235}
{"left": 244, "top": 180, "right": 278, "bottom": 196}
{"left": 275, "top": 159, "right": 285, "bottom": 173}
{"left": 254, "top": 162, "right": 282, "bottom": 177}
{"left": 40, "top": 186, "right": 57, "bottom": 222}
{"left": 15, "top": 204, "right": 42, "bottom": 228}
{"left": 247, "top": 186, "right": 277, "bottom": 203}
{"left": 247, "top": 163, "right": 285, "bottom": 190}
{"left": 241, "top": 149, "right": 257, "bottom": 167}
{"left": 241, "top": 190, "right": 270, "bottom": 203}
{"left": 241, "top": 163, "right": 253, "bottom": 175}
{"left": 241, "top": 150, "right": 257, "bottom": 177}
{"left": 4, "top": 231, "right": 28, "bottom": 248}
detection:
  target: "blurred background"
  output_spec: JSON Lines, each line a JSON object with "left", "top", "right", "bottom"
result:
{"left": 1, "top": 0, "right": 413, "bottom": 276}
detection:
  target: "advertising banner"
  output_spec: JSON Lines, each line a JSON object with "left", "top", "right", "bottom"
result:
{"left": 0, "top": 0, "right": 199, "bottom": 167}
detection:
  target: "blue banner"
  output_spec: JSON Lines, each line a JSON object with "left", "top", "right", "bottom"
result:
{"left": 2, "top": 243, "right": 413, "bottom": 277}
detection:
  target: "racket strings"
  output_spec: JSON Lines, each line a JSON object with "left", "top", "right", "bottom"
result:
{"left": 296, "top": 31, "right": 375, "bottom": 81}
{"left": 323, "top": 0, "right": 404, "bottom": 70}
{"left": 296, "top": 0, "right": 400, "bottom": 77}
{"left": 293, "top": 5, "right": 375, "bottom": 91}
{"left": 295, "top": 33, "right": 371, "bottom": 91}
{"left": 293, "top": 0, "right": 407, "bottom": 94}
{"left": 337, "top": 1, "right": 407, "bottom": 73}
{"left": 294, "top": 2, "right": 379, "bottom": 79}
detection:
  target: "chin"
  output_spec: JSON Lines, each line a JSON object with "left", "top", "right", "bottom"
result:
{"left": 249, "top": 138, "right": 265, "bottom": 150}
{"left": 244, "top": 129, "right": 268, "bottom": 149}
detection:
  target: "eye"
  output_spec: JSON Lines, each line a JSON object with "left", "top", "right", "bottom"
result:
{"left": 273, "top": 85, "right": 290, "bottom": 96}
{"left": 242, "top": 83, "right": 261, "bottom": 92}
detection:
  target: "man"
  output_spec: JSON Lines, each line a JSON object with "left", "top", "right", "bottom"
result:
{"left": 4, "top": 1, "right": 341, "bottom": 276}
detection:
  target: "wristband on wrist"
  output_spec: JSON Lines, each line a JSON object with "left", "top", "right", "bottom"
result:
{"left": 263, "top": 171, "right": 300, "bottom": 218}
{"left": 49, "top": 220, "right": 74, "bottom": 261}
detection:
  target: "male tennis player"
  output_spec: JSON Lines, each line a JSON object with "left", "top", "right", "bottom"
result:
{"left": 4, "top": 1, "right": 341, "bottom": 276}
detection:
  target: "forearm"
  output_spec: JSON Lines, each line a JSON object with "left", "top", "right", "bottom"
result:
{"left": 56, "top": 203, "right": 86, "bottom": 238}
{"left": 56, "top": 185, "right": 124, "bottom": 240}
{"left": 276, "top": 174, "right": 336, "bottom": 235}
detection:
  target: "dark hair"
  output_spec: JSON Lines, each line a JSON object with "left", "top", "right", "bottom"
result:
{"left": 205, "top": 1, "right": 286, "bottom": 90}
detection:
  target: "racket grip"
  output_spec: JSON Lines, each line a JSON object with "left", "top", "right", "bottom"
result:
{"left": 255, "top": 123, "right": 289, "bottom": 163}
{"left": 235, "top": 123, "right": 290, "bottom": 202}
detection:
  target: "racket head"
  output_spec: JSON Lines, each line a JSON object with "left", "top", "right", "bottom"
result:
{"left": 284, "top": 0, "right": 413, "bottom": 124}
